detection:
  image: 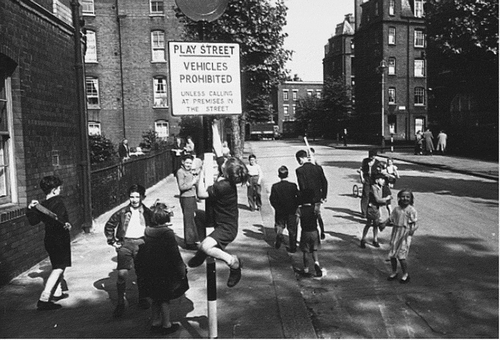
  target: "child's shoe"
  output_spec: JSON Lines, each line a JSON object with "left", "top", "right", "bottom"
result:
{"left": 314, "top": 264, "right": 323, "bottom": 278}
{"left": 227, "top": 256, "right": 242, "bottom": 287}
{"left": 51, "top": 293, "right": 69, "bottom": 301}
{"left": 274, "top": 235, "right": 283, "bottom": 249}
{"left": 37, "top": 300, "right": 62, "bottom": 311}
{"left": 188, "top": 250, "right": 208, "bottom": 268}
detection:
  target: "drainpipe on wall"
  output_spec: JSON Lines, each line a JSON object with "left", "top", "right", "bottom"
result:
{"left": 71, "top": 0, "right": 93, "bottom": 232}
{"left": 116, "top": 0, "right": 127, "bottom": 139}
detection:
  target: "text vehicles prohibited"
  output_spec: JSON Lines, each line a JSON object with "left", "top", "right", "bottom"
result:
{"left": 168, "top": 41, "right": 242, "bottom": 116}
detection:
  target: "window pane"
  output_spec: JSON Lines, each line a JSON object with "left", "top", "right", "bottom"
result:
{"left": 86, "top": 77, "right": 99, "bottom": 107}
{"left": 388, "top": 88, "right": 396, "bottom": 104}
{"left": 388, "top": 58, "right": 396, "bottom": 75}
{"left": 85, "top": 30, "right": 97, "bottom": 62}
{"left": 414, "top": 30, "right": 424, "bottom": 47}
{"left": 153, "top": 78, "right": 168, "bottom": 107}
{"left": 151, "top": 31, "right": 165, "bottom": 62}
{"left": 82, "top": 0, "right": 94, "bottom": 14}
{"left": 150, "top": 0, "right": 164, "bottom": 13}
{"left": 414, "top": 60, "right": 425, "bottom": 77}
{"left": 283, "top": 91, "right": 288, "bottom": 100}
{"left": 414, "top": 87, "right": 425, "bottom": 105}
{"left": 389, "top": 27, "right": 396, "bottom": 45}
{"left": 88, "top": 122, "right": 101, "bottom": 135}
{"left": 389, "top": 0, "right": 395, "bottom": 15}
{"left": 155, "top": 121, "right": 168, "bottom": 138}
{"left": 414, "top": 0, "right": 424, "bottom": 18}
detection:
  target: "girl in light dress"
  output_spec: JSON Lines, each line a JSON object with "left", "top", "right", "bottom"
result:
{"left": 385, "top": 189, "right": 418, "bottom": 284}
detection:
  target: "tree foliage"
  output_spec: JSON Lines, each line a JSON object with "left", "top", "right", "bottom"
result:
{"left": 89, "top": 134, "right": 115, "bottom": 165}
{"left": 175, "top": 0, "right": 292, "bottom": 156}
{"left": 426, "top": 0, "right": 498, "bottom": 117}
{"left": 295, "top": 77, "right": 351, "bottom": 138}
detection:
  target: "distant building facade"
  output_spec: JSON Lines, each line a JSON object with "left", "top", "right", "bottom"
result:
{"left": 0, "top": 0, "right": 87, "bottom": 284}
{"left": 353, "top": 0, "right": 427, "bottom": 141}
{"left": 275, "top": 81, "right": 323, "bottom": 135}
{"left": 323, "top": 13, "right": 355, "bottom": 115}
{"left": 82, "top": 0, "right": 183, "bottom": 147}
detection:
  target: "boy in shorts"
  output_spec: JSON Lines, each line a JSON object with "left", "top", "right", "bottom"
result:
{"left": 298, "top": 204, "right": 324, "bottom": 278}
{"left": 104, "top": 184, "right": 153, "bottom": 317}
{"left": 27, "top": 176, "right": 72, "bottom": 311}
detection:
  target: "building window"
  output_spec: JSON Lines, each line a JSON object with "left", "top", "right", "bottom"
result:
{"left": 414, "top": 59, "right": 425, "bottom": 77}
{"left": 283, "top": 90, "right": 289, "bottom": 101}
{"left": 414, "top": 0, "right": 424, "bottom": 18}
{"left": 388, "top": 87, "right": 396, "bottom": 104}
{"left": 150, "top": 0, "right": 164, "bottom": 14}
{"left": 151, "top": 31, "right": 165, "bottom": 62}
{"left": 155, "top": 120, "right": 169, "bottom": 139}
{"left": 283, "top": 105, "right": 289, "bottom": 116}
{"left": 307, "top": 90, "right": 313, "bottom": 97}
{"left": 81, "top": 0, "right": 95, "bottom": 15}
{"left": 153, "top": 77, "right": 168, "bottom": 107}
{"left": 88, "top": 122, "right": 101, "bottom": 135}
{"left": 0, "top": 74, "right": 16, "bottom": 205}
{"left": 388, "top": 27, "right": 396, "bottom": 45}
{"left": 316, "top": 90, "right": 321, "bottom": 98}
{"left": 389, "top": 0, "right": 395, "bottom": 15}
{"left": 292, "top": 90, "right": 298, "bottom": 101}
{"left": 414, "top": 30, "right": 425, "bottom": 48}
{"left": 388, "top": 58, "right": 396, "bottom": 75}
{"left": 85, "top": 77, "right": 99, "bottom": 108}
{"left": 85, "top": 30, "right": 97, "bottom": 63}
{"left": 374, "top": 1, "right": 379, "bottom": 16}
{"left": 414, "top": 87, "right": 425, "bottom": 105}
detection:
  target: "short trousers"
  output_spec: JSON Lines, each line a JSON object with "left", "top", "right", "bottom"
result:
{"left": 45, "top": 236, "right": 71, "bottom": 269}
{"left": 116, "top": 238, "right": 145, "bottom": 270}
{"left": 300, "top": 230, "right": 319, "bottom": 253}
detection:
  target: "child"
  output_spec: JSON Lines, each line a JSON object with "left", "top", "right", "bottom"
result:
{"left": 269, "top": 166, "right": 299, "bottom": 250}
{"left": 385, "top": 189, "right": 418, "bottom": 284}
{"left": 384, "top": 158, "right": 400, "bottom": 188}
{"left": 104, "top": 184, "right": 153, "bottom": 317}
{"left": 360, "top": 173, "right": 391, "bottom": 248}
{"left": 246, "top": 154, "right": 263, "bottom": 211}
{"left": 136, "top": 202, "right": 187, "bottom": 335}
{"left": 298, "top": 204, "right": 323, "bottom": 278}
{"left": 27, "top": 176, "right": 72, "bottom": 311}
{"left": 188, "top": 120, "right": 249, "bottom": 288}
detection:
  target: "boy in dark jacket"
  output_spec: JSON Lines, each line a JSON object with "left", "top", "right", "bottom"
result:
{"left": 27, "top": 176, "right": 72, "bottom": 311}
{"left": 270, "top": 166, "right": 299, "bottom": 252}
{"left": 104, "top": 184, "right": 153, "bottom": 317}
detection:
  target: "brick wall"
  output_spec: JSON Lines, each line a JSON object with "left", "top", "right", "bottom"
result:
{"left": 0, "top": 0, "right": 85, "bottom": 285}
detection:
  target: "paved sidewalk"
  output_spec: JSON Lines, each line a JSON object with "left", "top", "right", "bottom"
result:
{"left": 0, "top": 174, "right": 315, "bottom": 338}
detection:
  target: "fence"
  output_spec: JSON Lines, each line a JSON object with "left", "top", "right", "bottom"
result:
{"left": 90, "top": 150, "right": 174, "bottom": 217}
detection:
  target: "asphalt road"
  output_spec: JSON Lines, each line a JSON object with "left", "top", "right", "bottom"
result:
{"left": 247, "top": 140, "right": 499, "bottom": 339}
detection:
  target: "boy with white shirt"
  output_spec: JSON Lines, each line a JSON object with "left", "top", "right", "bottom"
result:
{"left": 104, "top": 184, "right": 153, "bottom": 317}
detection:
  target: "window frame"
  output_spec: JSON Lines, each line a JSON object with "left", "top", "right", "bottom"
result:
{"left": 388, "top": 57, "right": 396, "bottom": 75}
{"left": 414, "top": 29, "right": 425, "bottom": 48}
{"left": 85, "top": 77, "right": 100, "bottom": 108}
{"left": 414, "top": 87, "right": 425, "bottom": 106}
{"left": 151, "top": 30, "right": 166, "bottom": 62}
{"left": 0, "top": 75, "right": 17, "bottom": 205}
{"left": 88, "top": 122, "right": 101, "bottom": 135}
{"left": 283, "top": 90, "right": 289, "bottom": 101}
{"left": 389, "top": 0, "right": 395, "bottom": 16}
{"left": 292, "top": 90, "right": 298, "bottom": 101}
{"left": 414, "top": 0, "right": 424, "bottom": 18}
{"left": 85, "top": 30, "right": 97, "bottom": 63}
{"left": 153, "top": 76, "right": 168, "bottom": 108}
{"left": 388, "top": 87, "right": 396, "bottom": 104}
{"left": 150, "top": 0, "right": 164, "bottom": 15}
{"left": 155, "top": 120, "right": 169, "bottom": 139}
{"left": 388, "top": 27, "right": 396, "bottom": 45}
{"left": 81, "top": 0, "right": 95, "bottom": 15}
{"left": 283, "top": 105, "right": 289, "bottom": 116}
{"left": 414, "top": 59, "right": 425, "bottom": 77}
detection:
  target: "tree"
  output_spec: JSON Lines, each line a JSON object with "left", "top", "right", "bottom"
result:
{"left": 89, "top": 134, "right": 115, "bottom": 166}
{"left": 175, "top": 0, "right": 292, "bottom": 157}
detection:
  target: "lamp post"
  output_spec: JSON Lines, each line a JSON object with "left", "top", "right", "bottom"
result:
{"left": 379, "top": 59, "right": 387, "bottom": 153}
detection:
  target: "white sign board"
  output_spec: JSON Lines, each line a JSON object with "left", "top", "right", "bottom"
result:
{"left": 168, "top": 41, "right": 242, "bottom": 116}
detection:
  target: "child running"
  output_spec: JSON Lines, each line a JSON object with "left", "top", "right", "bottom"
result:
{"left": 298, "top": 204, "right": 324, "bottom": 278}
{"left": 386, "top": 189, "right": 418, "bottom": 284}
{"left": 188, "top": 120, "right": 249, "bottom": 288}
{"left": 27, "top": 176, "right": 72, "bottom": 311}
{"left": 136, "top": 202, "right": 187, "bottom": 335}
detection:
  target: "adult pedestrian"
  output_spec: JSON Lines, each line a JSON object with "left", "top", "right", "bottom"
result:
{"left": 171, "top": 136, "right": 184, "bottom": 173}
{"left": 104, "top": 184, "right": 153, "bottom": 317}
{"left": 246, "top": 154, "right": 263, "bottom": 211}
{"left": 176, "top": 154, "right": 200, "bottom": 250}
{"left": 184, "top": 136, "right": 195, "bottom": 156}
{"left": 414, "top": 130, "right": 423, "bottom": 155}
{"left": 359, "top": 149, "right": 383, "bottom": 217}
{"left": 295, "top": 149, "right": 328, "bottom": 241}
{"left": 423, "top": 129, "right": 434, "bottom": 155}
{"left": 436, "top": 130, "right": 447, "bottom": 155}
{"left": 118, "top": 139, "right": 130, "bottom": 161}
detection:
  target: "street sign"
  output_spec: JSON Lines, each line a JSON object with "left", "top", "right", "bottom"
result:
{"left": 168, "top": 41, "right": 242, "bottom": 116}
{"left": 175, "top": 0, "right": 229, "bottom": 22}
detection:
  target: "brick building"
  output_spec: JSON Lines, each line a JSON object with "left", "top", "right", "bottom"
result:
{"left": 275, "top": 81, "right": 323, "bottom": 136}
{"left": 82, "top": 0, "right": 183, "bottom": 148}
{"left": 353, "top": 0, "right": 427, "bottom": 141}
{"left": 0, "top": 0, "right": 88, "bottom": 284}
{"left": 323, "top": 13, "right": 355, "bottom": 115}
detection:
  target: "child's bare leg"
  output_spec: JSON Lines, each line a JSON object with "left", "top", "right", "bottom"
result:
{"left": 372, "top": 225, "right": 379, "bottom": 244}
{"left": 40, "top": 268, "right": 64, "bottom": 302}
{"left": 387, "top": 258, "right": 398, "bottom": 280}
{"left": 399, "top": 259, "right": 408, "bottom": 279}
{"left": 361, "top": 222, "right": 370, "bottom": 247}
{"left": 200, "top": 237, "right": 239, "bottom": 268}
{"left": 151, "top": 300, "right": 162, "bottom": 327}
{"left": 302, "top": 251, "right": 310, "bottom": 273}
{"left": 160, "top": 301, "right": 172, "bottom": 328}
